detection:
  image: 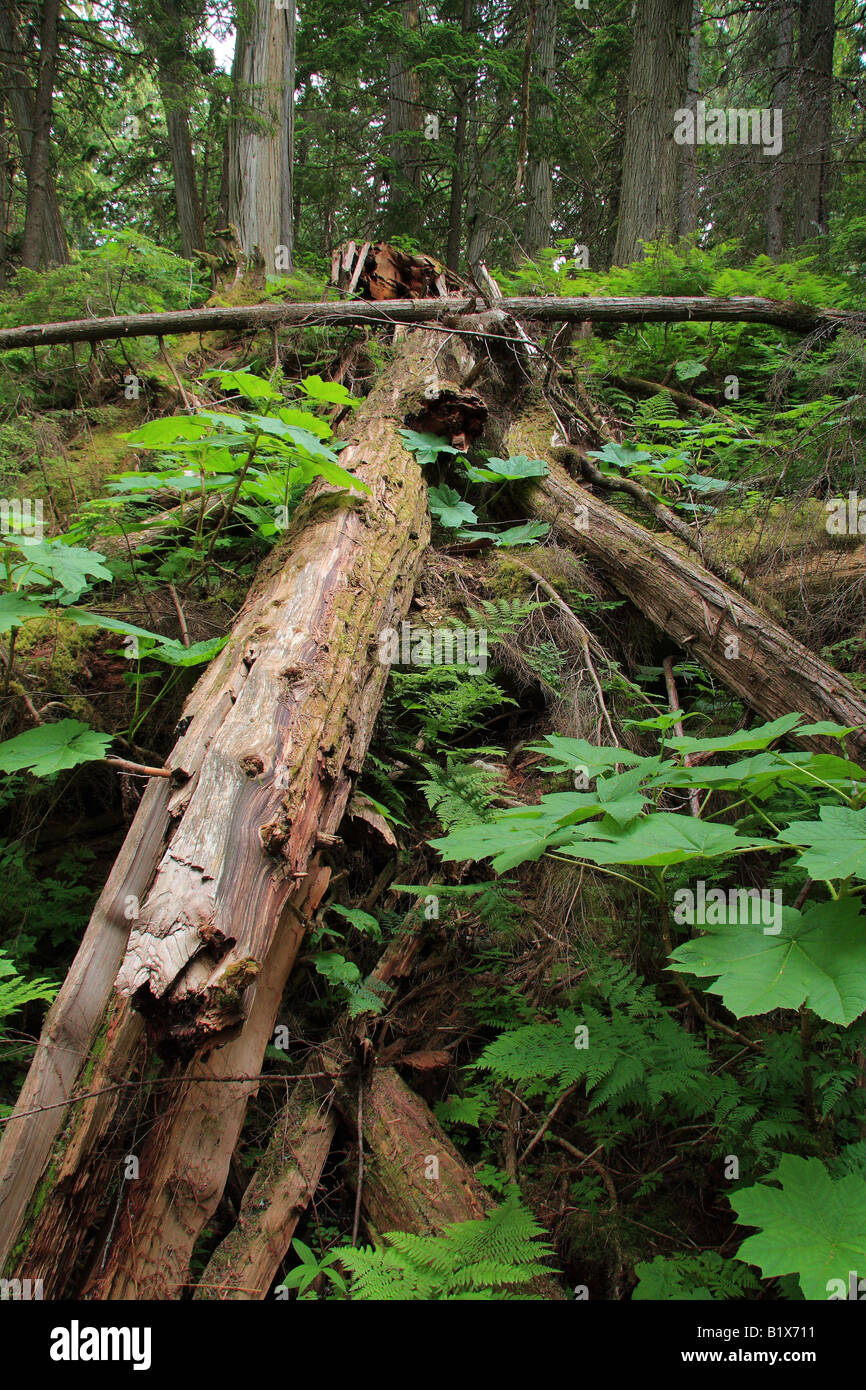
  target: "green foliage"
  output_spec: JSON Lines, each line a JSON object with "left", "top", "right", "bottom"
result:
{"left": 311, "top": 952, "right": 390, "bottom": 1019}
{"left": 339, "top": 1192, "right": 554, "bottom": 1300}
{"left": 633, "top": 1252, "right": 759, "bottom": 1300}
{"left": 0, "top": 719, "right": 111, "bottom": 777}
{"left": 669, "top": 899, "right": 866, "bottom": 1025}
{"left": 427, "top": 484, "right": 477, "bottom": 529}
{"left": 387, "top": 663, "right": 515, "bottom": 743}
{"left": 475, "top": 962, "right": 715, "bottom": 1118}
{"left": 278, "top": 1239, "right": 349, "bottom": 1299}
{"left": 419, "top": 755, "right": 504, "bottom": 829}
{"left": 731, "top": 1156, "right": 866, "bottom": 1301}
{"left": 0, "top": 951, "right": 57, "bottom": 1026}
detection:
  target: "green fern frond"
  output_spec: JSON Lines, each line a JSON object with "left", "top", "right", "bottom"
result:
{"left": 340, "top": 1191, "right": 554, "bottom": 1300}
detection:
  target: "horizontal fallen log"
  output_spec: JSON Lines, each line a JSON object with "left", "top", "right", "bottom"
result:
{"left": 0, "top": 294, "right": 862, "bottom": 353}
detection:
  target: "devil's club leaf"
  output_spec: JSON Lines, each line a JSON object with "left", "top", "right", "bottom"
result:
{"left": 731, "top": 1155, "right": 866, "bottom": 1301}
{"left": 428, "top": 485, "right": 477, "bottom": 529}
{"left": 0, "top": 594, "right": 50, "bottom": 631}
{"left": 0, "top": 719, "right": 111, "bottom": 776}
{"left": 778, "top": 805, "right": 866, "bottom": 881}
{"left": 398, "top": 429, "right": 457, "bottom": 466}
{"left": 12, "top": 541, "right": 113, "bottom": 600}
{"left": 668, "top": 899, "right": 866, "bottom": 1024}
{"left": 465, "top": 454, "right": 548, "bottom": 482}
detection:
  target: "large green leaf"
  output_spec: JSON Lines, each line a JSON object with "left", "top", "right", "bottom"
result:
{"left": 778, "top": 806, "right": 866, "bottom": 881}
{"left": 668, "top": 899, "right": 866, "bottom": 1024}
{"left": 731, "top": 1155, "right": 866, "bottom": 1300}
{"left": 432, "top": 791, "right": 605, "bottom": 871}
{"left": 200, "top": 369, "right": 281, "bottom": 401}
{"left": 428, "top": 485, "right": 477, "bottom": 529}
{"left": 123, "top": 416, "right": 212, "bottom": 447}
{"left": 666, "top": 712, "right": 804, "bottom": 755}
{"left": 398, "top": 429, "right": 458, "bottom": 466}
{"left": 0, "top": 719, "right": 111, "bottom": 776}
{"left": 11, "top": 541, "right": 113, "bottom": 600}
{"left": 587, "top": 442, "right": 653, "bottom": 471}
{"left": 465, "top": 454, "right": 548, "bottom": 482}
{"left": 559, "top": 813, "right": 773, "bottom": 868}
{"left": 0, "top": 594, "right": 50, "bottom": 631}
{"left": 298, "top": 374, "right": 358, "bottom": 406}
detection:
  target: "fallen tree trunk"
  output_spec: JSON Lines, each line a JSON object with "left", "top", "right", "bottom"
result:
{"left": 193, "top": 1064, "right": 339, "bottom": 1301}
{"left": 511, "top": 406, "right": 866, "bottom": 760}
{"left": 0, "top": 331, "right": 437, "bottom": 1288}
{"left": 83, "top": 866, "right": 330, "bottom": 1300}
{"left": 0, "top": 294, "right": 861, "bottom": 352}
{"left": 194, "top": 903, "right": 428, "bottom": 1299}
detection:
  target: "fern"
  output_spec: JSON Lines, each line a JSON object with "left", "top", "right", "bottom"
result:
{"left": 633, "top": 1251, "right": 760, "bottom": 1300}
{"left": 419, "top": 755, "right": 503, "bottom": 829}
{"left": 387, "top": 664, "right": 514, "bottom": 741}
{"left": 0, "top": 951, "right": 56, "bottom": 1025}
{"left": 466, "top": 596, "right": 545, "bottom": 642}
{"left": 631, "top": 391, "right": 681, "bottom": 434}
{"left": 339, "top": 1191, "right": 554, "bottom": 1300}
{"left": 475, "top": 962, "right": 717, "bottom": 1118}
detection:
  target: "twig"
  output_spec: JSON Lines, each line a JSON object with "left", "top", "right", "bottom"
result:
{"left": 351, "top": 1081, "right": 364, "bottom": 1247}
{"left": 662, "top": 655, "right": 701, "bottom": 818}
{"left": 168, "top": 584, "right": 191, "bottom": 646}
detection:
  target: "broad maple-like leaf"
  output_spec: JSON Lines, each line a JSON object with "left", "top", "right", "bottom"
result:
{"left": 731, "top": 1155, "right": 866, "bottom": 1301}
{"left": 0, "top": 719, "right": 111, "bottom": 776}
{"left": 778, "top": 805, "right": 866, "bottom": 881}
{"left": 668, "top": 899, "right": 866, "bottom": 1023}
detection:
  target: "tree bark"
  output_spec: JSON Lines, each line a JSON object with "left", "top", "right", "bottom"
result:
{"left": 513, "top": 410, "right": 866, "bottom": 761}
{"left": 18, "top": 0, "right": 64, "bottom": 270}
{"left": 193, "top": 1063, "right": 338, "bottom": 1300}
{"left": 793, "top": 0, "right": 834, "bottom": 243}
{"left": 446, "top": 0, "right": 473, "bottom": 271}
{"left": 522, "top": 0, "right": 556, "bottom": 257}
{"left": 386, "top": 0, "right": 423, "bottom": 239}
{"left": 228, "top": 0, "right": 294, "bottom": 271}
{"left": 613, "top": 0, "right": 693, "bottom": 266}
{"left": 677, "top": 0, "right": 702, "bottom": 239}
{"left": 156, "top": 70, "right": 206, "bottom": 261}
{"left": 0, "top": 0, "right": 67, "bottom": 266}
{"left": 0, "top": 293, "right": 860, "bottom": 352}
{"left": 766, "top": 1, "right": 794, "bottom": 256}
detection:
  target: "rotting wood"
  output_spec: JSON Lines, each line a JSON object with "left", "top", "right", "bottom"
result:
{"left": 0, "top": 329, "right": 446, "bottom": 1282}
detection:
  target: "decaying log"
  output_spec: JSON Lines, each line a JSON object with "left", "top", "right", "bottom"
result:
{"left": 0, "top": 294, "right": 862, "bottom": 353}
{"left": 114, "top": 336, "right": 435, "bottom": 1049}
{"left": 512, "top": 406, "right": 866, "bottom": 759}
{"left": 193, "top": 1066, "right": 338, "bottom": 1301}
{"left": 0, "top": 331, "right": 439, "bottom": 1284}
{"left": 194, "top": 903, "right": 429, "bottom": 1299}
{"left": 334, "top": 1063, "right": 492, "bottom": 1237}
{"left": 83, "top": 866, "right": 330, "bottom": 1299}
